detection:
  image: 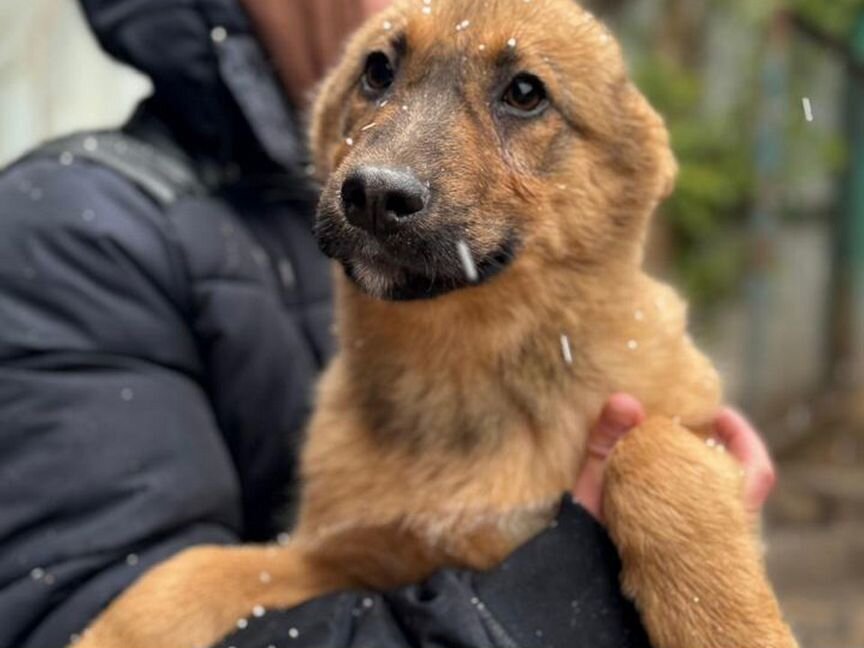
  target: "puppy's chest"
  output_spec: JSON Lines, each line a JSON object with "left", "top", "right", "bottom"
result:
{"left": 303, "top": 490, "right": 562, "bottom": 589}
{"left": 354, "top": 333, "right": 605, "bottom": 450}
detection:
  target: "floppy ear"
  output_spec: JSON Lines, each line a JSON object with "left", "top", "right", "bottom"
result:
{"left": 624, "top": 82, "right": 678, "bottom": 205}
{"left": 656, "top": 137, "right": 679, "bottom": 203}
{"left": 619, "top": 80, "right": 678, "bottom": 210}
{"left": 309, "top": 67, "right": 352, "bottom": 181}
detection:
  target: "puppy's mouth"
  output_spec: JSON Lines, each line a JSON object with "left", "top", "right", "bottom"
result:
{"left": 344, "top": 236, "right": 518, "bottom": 301}
{"left": 314, "top": 205, "right": 520, "bottom": 301}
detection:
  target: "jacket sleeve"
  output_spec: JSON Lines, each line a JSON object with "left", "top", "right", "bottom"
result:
{"left": 214, "top": 498, "right": 652, "bottom": 648}
{"left": 0, "top": 158, "right": 243, "bottom": 648}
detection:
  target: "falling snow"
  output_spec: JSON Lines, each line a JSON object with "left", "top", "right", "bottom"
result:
{"left": 456, "top": 19, "right": 471, "bottom": 31}
{"left": 120, "top": 388, "right": 134, "bottom": 401}
{"left": 627, "top": 339, "right": 639, "bottom": 351}
{"left": 362, "top": 597, "right": 374, "bottom": 608}
{"left": 507, "top": 37, "right": 517, "bottom": 48}
{"left": 125, "top": 553, "right": 139, "bottom": 566}
{"left": 236, "top": 618, "right": 248, "bottom": 630}
{"left": 288, "top": 627, "right": 300, "bottom": 639}
{"left": 210, "top": 26, "right": 227, "bottom": 43}
{"left": 456, "top": 240, "right": 478, "bottom": 282}
{"left": 252, "top": 605, "right": 266, "bottom": 618}
{"left": 802, "top": 97, "right": 813, "bottom": 123}
{"left": 560, "top": 334, "right": 573, "bottom": 365}
{"left": 30, "top": 567, "right": 45, "bottom": 580}
{"left": 259, "top": 570, "right": 272, "bottom": 583}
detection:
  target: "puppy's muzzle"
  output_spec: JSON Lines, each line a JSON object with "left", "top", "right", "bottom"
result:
{"left": 341, "top": 166, "right": 428, "bottom": 236}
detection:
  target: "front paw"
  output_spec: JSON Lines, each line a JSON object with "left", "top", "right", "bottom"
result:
{"left": 602, "top": 417, "right": 798, "bottom": 648}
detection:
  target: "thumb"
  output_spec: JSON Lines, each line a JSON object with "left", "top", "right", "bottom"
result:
{"left": 573, "top": 394, "right": 645, "bottom": 523}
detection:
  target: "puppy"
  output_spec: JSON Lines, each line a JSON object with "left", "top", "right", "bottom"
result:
{"left": 78, "top": 1, "right": 798, "bottom": 647}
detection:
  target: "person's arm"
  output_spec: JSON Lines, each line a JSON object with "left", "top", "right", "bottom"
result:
{"left": 214, "top": 497, "right": 650, "bottom": 648}
{"left": 0, "top": 158, "right": 242, "bottom": 648}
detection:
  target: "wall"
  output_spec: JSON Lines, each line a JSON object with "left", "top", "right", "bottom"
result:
{"left": 0, "top": 0, "right": 150, "bottom": 166}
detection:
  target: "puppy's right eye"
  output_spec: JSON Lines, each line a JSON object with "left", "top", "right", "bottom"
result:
{"left": 362, "top": 52, "right": 395, "bottom": 95}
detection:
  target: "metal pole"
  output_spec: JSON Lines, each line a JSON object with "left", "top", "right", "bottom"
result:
{"left": 743, "top": 12, "right": 789, "bottom": 412}
{"left": 830, "top": 12, "right": 864, "bottom": 388}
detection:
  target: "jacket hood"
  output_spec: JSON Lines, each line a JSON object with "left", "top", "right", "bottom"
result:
{"left": 79, "top": 0, "right": 303, "bottom": 171}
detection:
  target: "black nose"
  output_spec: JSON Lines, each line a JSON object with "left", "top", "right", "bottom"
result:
{"left": 341, "top": 166, "right": 428, "bottom": 235}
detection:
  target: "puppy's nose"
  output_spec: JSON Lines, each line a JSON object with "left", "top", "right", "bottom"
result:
{"left": 341, "top": 166, "right": 427, "bottom": 235}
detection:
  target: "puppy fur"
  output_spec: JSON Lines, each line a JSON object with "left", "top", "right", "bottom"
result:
{"left": 78, "top": 2, "right": 798, "bottom": 647}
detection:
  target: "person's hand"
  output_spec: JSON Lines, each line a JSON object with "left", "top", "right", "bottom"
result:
{"left": 240, "top": 0, "right": 394, "bottom": 106}
{"left": 573, "top": 394, "right": 645, "bottom": 523}
{"left": 572, "top": 396, "right": 776, "bottom": 523}
{"left": 711, "top": 407, "right": 777, "bottom": 513}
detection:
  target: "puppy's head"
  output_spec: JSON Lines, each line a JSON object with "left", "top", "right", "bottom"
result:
{"left": 311, "top": 0, "right": 676, "bottom": 301}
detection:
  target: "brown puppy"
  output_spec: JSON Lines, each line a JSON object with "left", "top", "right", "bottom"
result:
{"left": 78, "top": 1, "right": 798, "bottom": 647}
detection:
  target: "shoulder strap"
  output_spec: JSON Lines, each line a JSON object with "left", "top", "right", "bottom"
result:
{"left": 30, "top": 131, "right": 204, "bottom": 207}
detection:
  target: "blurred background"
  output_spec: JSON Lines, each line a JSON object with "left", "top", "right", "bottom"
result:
{"left": 1, "top": 0, "right": 862, "bottom": 645}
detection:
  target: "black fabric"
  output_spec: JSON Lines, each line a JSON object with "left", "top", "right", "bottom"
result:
{"left": 33, "top": 131, "right": 204, "bottom": 206}
{"left": 0, "top": 125, "right": 331, "bottom": 647}
{"left": 214, "top": 499, "right": 652, "bottom": 648}
{"left": 78, "top": 0, "right": 302, "bottom": 170}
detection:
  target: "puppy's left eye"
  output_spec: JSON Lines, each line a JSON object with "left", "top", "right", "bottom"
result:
{"left": 501, "top": 74, "right": 548, "bottom": 115}
{"left": 362, "top": 51, "right": 395, "bottom": 95}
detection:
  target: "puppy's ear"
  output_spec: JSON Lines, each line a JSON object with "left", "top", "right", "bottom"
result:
{"left": 624, "top": 82, "right": 678, "bottom": 205}
{"left": 656, "top": 139, "right": 679, "bottom": 203}
{"left": 309, "top": 66, "right": 352, "bottom": 181}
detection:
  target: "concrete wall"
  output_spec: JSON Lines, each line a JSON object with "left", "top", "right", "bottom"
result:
{"left": 0, "top": 0, "right": 150, "bottom": 166}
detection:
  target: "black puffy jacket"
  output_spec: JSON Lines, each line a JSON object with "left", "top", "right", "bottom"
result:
{"left": 0, "top": 2, "right": 651, "bottom": 647}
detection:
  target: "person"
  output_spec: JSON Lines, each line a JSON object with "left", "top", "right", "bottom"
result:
{"left": 0, "top": 1, "right": 776, "bottom": 647}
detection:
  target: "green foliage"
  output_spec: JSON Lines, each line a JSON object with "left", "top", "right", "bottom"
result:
{"left": 613, "top": 0, "right": 858, "bottom": 307}
{"left": 787, "top": 0, "right": 864, "bottom": 40}
{"left": 635, "top": 55, "right": 754, "bottom": 306}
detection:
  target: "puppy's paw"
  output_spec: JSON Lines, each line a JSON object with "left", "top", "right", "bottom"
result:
{"left": 604, "top": 416, "right": 744, "bottom": 544}
{"left": 603, "top": 417, "right": 798, "bottom": 648}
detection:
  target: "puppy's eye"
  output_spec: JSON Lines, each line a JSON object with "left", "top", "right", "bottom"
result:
{"left": 362, "top": 52, "right": 395, "bottom": 95}
{"left": 501, "top": 74, "right": 548, "bottom": 115}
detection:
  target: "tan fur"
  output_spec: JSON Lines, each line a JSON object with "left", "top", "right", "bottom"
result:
{"left": 77, "top": 2, "right": 797, "bottom": 647}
